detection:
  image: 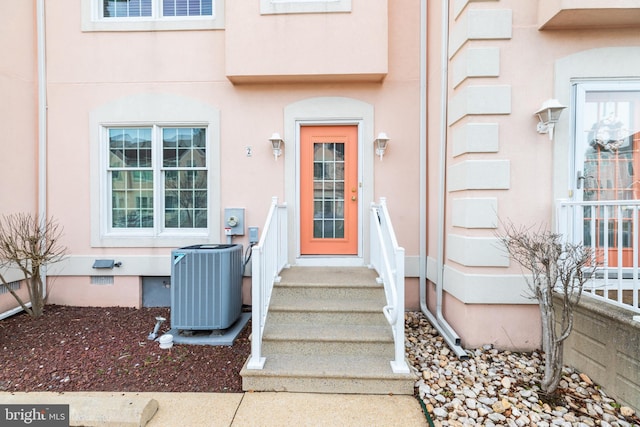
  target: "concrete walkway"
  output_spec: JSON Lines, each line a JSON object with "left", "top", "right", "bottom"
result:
{"left": 0, "top": 391, "right": 428, "bottom": 426}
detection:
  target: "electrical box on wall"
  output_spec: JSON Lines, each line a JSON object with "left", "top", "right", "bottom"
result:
{"left": 224, "top": 208, "right": 245, "bottom": 236}
{"left": 248, "top": 226, "right": 259, "bottom": 244}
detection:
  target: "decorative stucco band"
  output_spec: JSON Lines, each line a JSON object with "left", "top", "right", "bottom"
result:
{"left": 51, "top": 255, "right": 431, "bottom": 280}
{"left": 452, "top": 122, "right": 499, "bottom": 156}
{"left": 425, "top": 257, "right": 532, "bottom": 305}
{"left": 443, "top": 266, "right": 532, "bottom": 304}
{"left": 453, "top": 0, "right": 499, "bottom": 19}
{"left": 452, "top": 47, "right": 500, "bottom": 88}
{"left": 448, "top": 159, "right": 510, "bottom": 192}
{"left": 449, "top": 9, "right": 512, "bottom": 57}
{"left": 447, "top": 234, "right": 508, "bottom": 267}
{"left": 260, "top": 0, "right": 352, "bottom": 15}
{"left": 452, "top": 198, "right": 498, "bottom": 229}
{"left": 448, "top": 85, "right": 511, "bottom": 125}
{"left": 48, "top": 255, "right": 171, "bottom": 277}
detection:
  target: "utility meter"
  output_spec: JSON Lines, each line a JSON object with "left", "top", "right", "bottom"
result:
{"left": 227, "top": 216, "right": 239, "bottom": 227}
{"left": 224, "top": 208, "right": 245, "bottom": 236}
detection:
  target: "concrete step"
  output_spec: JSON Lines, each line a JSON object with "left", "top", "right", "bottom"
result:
{"left": 275, "top": 266, "right": 385, "bottom": 300}
{"left": 242, "top": 266, "right": 416, "bottom": 395}
{"left": 274, "top": 281, "right": 386, "bottom": 301}
{"left": 261, "top": 323, "right": 394, "bottom": 356}
{"left": 241, "top": 354, "right": 415, "bottom": 395}
{"left": 278, "top": 266, "right": 380, "bottom": 286}
{"left": 267, "top": 295, "right": 387, "bottom": 325}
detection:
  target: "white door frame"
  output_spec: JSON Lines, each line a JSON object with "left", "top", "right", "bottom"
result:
{"left": 283, "top": 97, "right": 375, "bottom": 267}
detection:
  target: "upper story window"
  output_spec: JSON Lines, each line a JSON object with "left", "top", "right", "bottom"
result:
{"left": 162, "top": 0, "right": 213, "bottom": 17}
{"left": 83, "top": 0, "right": 223, "bottom": 31}
{"left": 103, "top": 0, "right": 151, "bottom": 17}
{"left": 103, "top": 0, "right": 212, "bottom": 18}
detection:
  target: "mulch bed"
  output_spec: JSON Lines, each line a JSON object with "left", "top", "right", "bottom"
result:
{"left": 0, "top": 305, "right": 250, "bottom": 393}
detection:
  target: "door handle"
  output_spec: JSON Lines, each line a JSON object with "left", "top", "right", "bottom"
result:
{"left": 576, "top": 170, "right": 593, "bottom": 189}
{"left": 351, "top": 196, "right": 357, "bottom": 201}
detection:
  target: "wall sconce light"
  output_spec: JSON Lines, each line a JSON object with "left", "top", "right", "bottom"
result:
{"left": 374, "top": 132, "right": 390, "bottom": 160}
{"left": 269, "top": 132, "right": 284, "bottom": 161}
{"left": 535, "top": 99, "right": 566, "bottom": 141}
{"left": 92, "top": 259, "right": 122, "bottom": 269}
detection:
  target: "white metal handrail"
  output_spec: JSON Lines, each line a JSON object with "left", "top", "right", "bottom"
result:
{"left": 556, "top": 199, "right": 640, "bottom": 314}
{"left": 246, "top": 196, "right": 288, "bottom": 369}
{"left": 369, "top": 197, "right": 410, "bottom": 374}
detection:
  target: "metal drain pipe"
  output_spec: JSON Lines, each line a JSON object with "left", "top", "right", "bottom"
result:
{"left": 0, "top": 0, "right": 48, "bottom": 322}
{"left": 418, "top": 0, "right": 467, "bottom": 359}
{"left": 37, "top": 0, "right": 48, "bottom": 301}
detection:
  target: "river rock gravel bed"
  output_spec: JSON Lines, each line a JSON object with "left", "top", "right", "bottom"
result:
{"left": 405, "top": 311, "right": 639, "bottom": 427}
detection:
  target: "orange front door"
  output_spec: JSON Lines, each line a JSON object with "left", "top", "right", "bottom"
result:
{"left": 300, "top": 125, "right": 358, "bottom": 255}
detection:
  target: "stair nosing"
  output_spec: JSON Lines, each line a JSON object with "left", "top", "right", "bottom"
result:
{"left": 242, "top": 354, "right": 415, "bottom": 380}
{"left": 263, "top": 323, "right": 393, "bottom": 342}
{"left": 269, "top": 297, "right": 384, "bottom": 311}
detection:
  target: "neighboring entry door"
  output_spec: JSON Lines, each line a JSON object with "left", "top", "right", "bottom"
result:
{"left": 300, "top": 125, "right": 358, "bottom": 255}
{"left": 574, "top": 83, "right": 640, "bottom": 267}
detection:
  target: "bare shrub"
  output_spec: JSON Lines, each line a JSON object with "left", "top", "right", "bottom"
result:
{"left": 498, "top": 222, "right": 596, "bottom": 395}
{"left": 0, "top": 213, "right": 66, "bottom": 318}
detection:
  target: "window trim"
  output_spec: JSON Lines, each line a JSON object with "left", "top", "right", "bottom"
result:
{"left": 82, "top": 0, "right": 224, "bottom": 32}
{"left": 90, "top": 93, "right": 221, "bottom": 248}
{"left": 260, "top": 0, "right": 351, "bottom": 15}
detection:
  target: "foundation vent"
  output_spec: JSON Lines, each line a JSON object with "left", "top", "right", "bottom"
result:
{"left": 91, "top": 276, "right": 114, "bottom": 285}
{"left": 0, "top": 280, "right": 20, "bottom": 294}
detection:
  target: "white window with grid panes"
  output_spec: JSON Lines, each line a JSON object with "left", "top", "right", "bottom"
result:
{"left": 107, "top": 126, "right": 208, "bottom": 234}
{"left": 90, "top": 93, "right": 220, "bottom": 248}
{"left": 102, "top": 0, "right": 212, "bottom": 18}
{"left": 82, "top": 0, "right": 224, "bottom": 31}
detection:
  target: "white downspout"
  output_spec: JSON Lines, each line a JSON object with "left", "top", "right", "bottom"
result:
{"left": 419, "top": 0, "right": 467, "bottom": 359}
{"left": 37, "top": 0, "right": 48, "bottom": 298}
{"left": 0, "top": 0, "right": 47, "bottom": 321}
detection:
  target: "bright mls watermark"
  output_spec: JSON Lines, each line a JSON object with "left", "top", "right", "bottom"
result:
{"left": 1, "top": 404, "right": 69, "bottom": 426}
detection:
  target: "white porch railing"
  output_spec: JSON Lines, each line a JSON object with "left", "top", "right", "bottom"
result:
{"left": 246, "top": 197, "right": 288, "bottom": 370}
{"left": 556, "top": 199, "right": 640, "bottom": 314}
{"left": 369, "top": 197, "right": 410, "bottom": 374}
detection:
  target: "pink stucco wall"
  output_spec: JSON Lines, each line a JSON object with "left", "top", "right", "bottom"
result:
{"left": 2, "top": 0, "right": 639, "bottom": 350}
{"left": 0, "top": 283, "right": 31, "bottom": 315}
{"left": 7, "top": 0, "right": 420, "bottom": 316}
{"left": 47, "top": 276, "right": 140, "bottom": 308}
{"left": 0, "top": 2, "right": 38, "bottom": 216}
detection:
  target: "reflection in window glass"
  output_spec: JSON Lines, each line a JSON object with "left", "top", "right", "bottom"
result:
{"left": 163, "top": 0, "right": 213, "bottom": 16}
{"left": 578, "top": 86, "right": 640, "bottom": 262}
{"left": 104, "top": 0, "right": 152, "bottom": 17}
{"left": 312, "top": 142, "right": 345, "bottom": 239}
{"left": 107, "top": 126, "right": 208, "bottom": 230}
{"left": 581, "top": 90, "right": 640, "bottom": 204}
{"left": 162, "top": 128, "right": 207, "bottom": 229}
{"left": 103, "top": 0, "right": 212, "bottom": 18}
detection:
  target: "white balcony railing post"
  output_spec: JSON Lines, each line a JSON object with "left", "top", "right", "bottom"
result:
{"left": 556, "top": 199, "right": 640, "bottom": 315}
